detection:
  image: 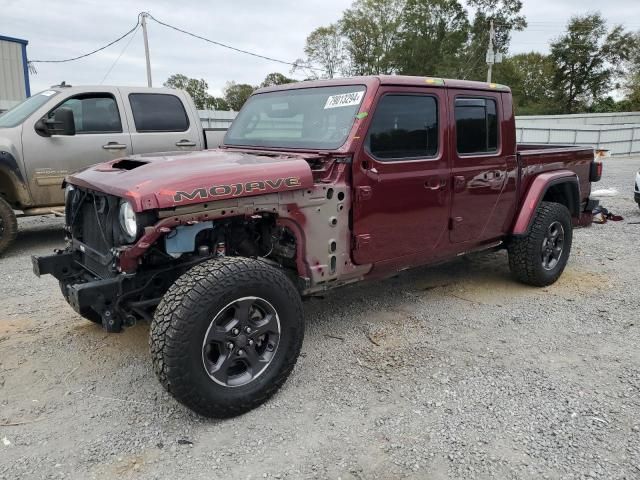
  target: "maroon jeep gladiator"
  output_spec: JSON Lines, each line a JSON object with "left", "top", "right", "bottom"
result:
{"left": 33, "top": 76, "right": 602, "bottom": 417}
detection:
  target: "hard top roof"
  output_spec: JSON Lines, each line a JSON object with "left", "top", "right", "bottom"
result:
{"left": 256, "top": 75, "right": 510, "bottom": 94}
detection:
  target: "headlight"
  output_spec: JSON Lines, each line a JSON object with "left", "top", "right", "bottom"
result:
{"left": 64, "top": 184, "right": 75, "bottom": 203}
{"left": 119, "top": 201, "right": 138, "bottom": 242}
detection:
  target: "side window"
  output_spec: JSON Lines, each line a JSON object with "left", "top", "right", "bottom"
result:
{"left": 455, "top": 97, "right": 498, "bottom": 154}
{"left": 49, "top": 94, "right": 122, "bottom": 134}
{"left": 366, "top": 94, "right": 438, "bottom": 160}
{"left": 129, "top": 93, "right": 189, "bottom": 132}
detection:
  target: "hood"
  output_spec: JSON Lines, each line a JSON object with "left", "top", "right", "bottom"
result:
{"left": 68, "top": 149, "right": 315, "bottom": 212}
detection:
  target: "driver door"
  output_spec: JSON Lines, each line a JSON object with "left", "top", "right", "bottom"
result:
{"left": 351, "top": 87, "right": 450, "bottom": 264}
{"left": 22, "top": 88, "right": 132, "bottom": 206}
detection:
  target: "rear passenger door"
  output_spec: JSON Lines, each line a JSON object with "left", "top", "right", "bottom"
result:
{"left": 448, "top": 91, "right": 512, "bottom": 243}
{"left": 120, "top": 89, "right": 202, "bottom": 154}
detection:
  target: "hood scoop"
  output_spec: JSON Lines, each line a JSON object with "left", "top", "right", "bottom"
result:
{"left": 112, "top": 159, "right": 150, "bottom": 170}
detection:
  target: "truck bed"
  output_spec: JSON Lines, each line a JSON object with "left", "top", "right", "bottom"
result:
{"left": 517, "top": 143, "right": 595, "bottom": 156}
{"left": 516, "top": 143, "right": 595, "bottom": 212}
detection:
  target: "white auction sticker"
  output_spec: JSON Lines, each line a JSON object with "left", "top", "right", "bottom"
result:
{"left": 41, "top": 90, "right": 57, "bottom": 96}
{"left": 324, "top": 91, "right": 364, "bottom": 109}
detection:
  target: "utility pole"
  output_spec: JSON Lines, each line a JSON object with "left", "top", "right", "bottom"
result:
{"left": 141, "top": 12, "right": 152, "bottom": 87}
{"left": 486, "top": 19, "right": 495, "bottom": 83}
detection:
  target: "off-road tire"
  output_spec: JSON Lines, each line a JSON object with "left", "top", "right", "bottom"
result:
{"left": 0, "top": 197, "right": 18, "bottom": 256}
{"left": 508, "top": 201, "right": 573, "bottom": 287}
{"left": 150, "top": 257, "right": 304, "bottom": 418}
{"left": 59, "top": 281, "right": 103, "bottom": 324}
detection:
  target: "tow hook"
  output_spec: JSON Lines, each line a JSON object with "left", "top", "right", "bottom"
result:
{"left": 102, "top": 309, "right": 122, "bottom": 333}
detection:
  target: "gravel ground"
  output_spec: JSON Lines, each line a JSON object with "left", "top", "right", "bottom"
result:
{"left": 1, "top": 157, "right": 639, "bottom": 480}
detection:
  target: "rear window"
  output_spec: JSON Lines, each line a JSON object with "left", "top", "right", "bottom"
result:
{"left": 129, "top": 93, "right": 189, "bottom": 132}
{"left": 455, "top": 98, "right": 498, "bottom": 154}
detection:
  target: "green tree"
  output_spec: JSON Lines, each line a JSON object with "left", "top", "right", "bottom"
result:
{"left": 209, "top": 97, "right": 231, "bottom": 111}
{"left": 494, "top": 52, "right": 558, "bottom": 114}
{"left": 299, "top": 0, "right": 526, "bottom": 81}
{"left": 302, "top": 24, "right": 349, "bottom": 78}
{"left": 623, "top": 32, "right": 640, "bottom": 109}
{"left": 458, "top": 0, "right": 527, "bottom": 80}
{"left": 164, "top": 74, "right": 214, "bottom": 110}
{"left": 260, "top": 72, "right": 295, "bottom": 88}
{"left": 339, "top": 0, "right": 404, "bottom": 75}
{"left": 550, "top": 13, "right": 635, "bottom": 113}
{"left": 223, "top": 82, "right": 256, "bottom": 111}
{"left": 394, "top": 0, "right": 469, "bottom": 77}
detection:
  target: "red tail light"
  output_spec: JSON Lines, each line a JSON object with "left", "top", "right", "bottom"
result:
{"left": 590, "top": 161, "right": 603, "bottom": 182}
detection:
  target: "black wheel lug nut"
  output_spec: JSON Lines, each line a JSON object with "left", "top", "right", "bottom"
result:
{"left": 226, "top": 342, "right": 234, "bottom": 350}
{"left": 231, "top": 328, "right": 239, "bottom": 336}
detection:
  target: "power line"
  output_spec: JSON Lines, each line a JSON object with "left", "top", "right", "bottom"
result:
{"left": 29, "top": 16, "right": 141, "bottom": 63}
{"left": 100, "top": 24, "right": 141, "bottom": 84}
{"left": 145, "top": 13, "right": 326, "bottom": 73}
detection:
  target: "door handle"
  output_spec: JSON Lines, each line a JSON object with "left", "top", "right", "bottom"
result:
{"left": 102, "top": 142, "right": 127, "bottom": 150}
{"left": 175, "top": 139, "right": 197, "bottom": 147}
{"left": 425, "top": 178, "right": 447, "bottom": 190}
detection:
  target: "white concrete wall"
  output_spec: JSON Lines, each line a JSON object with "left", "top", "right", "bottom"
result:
{"left": 516, "top": 112, "right": 640, "bottom": 156}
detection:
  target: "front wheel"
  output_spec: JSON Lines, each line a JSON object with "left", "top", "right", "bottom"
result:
{"left": 150, "top": 257, "right": 304, "bottom": 418}
{"left": 508, "top": 201, "right": 573, "bottom": 287}
{"left": 0, "top": 197, "right": 18, "bottom": 256}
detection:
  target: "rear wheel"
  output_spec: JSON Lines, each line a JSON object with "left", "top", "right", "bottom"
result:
{"left": 150, "top": 257, "right": 304, "bottom": 418}
{"left": 0, "top": 197, "right": 18, "bottom": 256}
{"left": 508, "top": 201, "right": 573, "bottom": 287}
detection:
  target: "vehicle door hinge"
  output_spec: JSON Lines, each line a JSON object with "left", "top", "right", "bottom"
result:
{"left": 354, "top": 233, "right": 371, "bottom": 250}
{"left": 355, "top": 186, "right": 372, "bottom": 201}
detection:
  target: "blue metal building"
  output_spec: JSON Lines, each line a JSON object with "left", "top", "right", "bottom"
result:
{"left": 0, "top": 35, "right": 30, "bottom": 112}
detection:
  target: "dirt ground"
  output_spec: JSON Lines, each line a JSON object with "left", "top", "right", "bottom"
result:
{"left": 1, "top": 157, "right": 639, "bottom": 480}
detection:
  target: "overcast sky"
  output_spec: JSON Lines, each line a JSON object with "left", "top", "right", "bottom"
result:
{"left": 1, "top": 0, "right": 639, "bottom": 97}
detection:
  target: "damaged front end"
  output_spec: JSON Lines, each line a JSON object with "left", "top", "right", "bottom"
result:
{"left": 32, "top": 185, "right": 299, "bottom": 332}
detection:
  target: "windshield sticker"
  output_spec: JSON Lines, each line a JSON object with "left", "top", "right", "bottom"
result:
{"left": 355, "top": 111, "right": 368, "bottom": 119}
{"left": 40, "top": 90, "right": 57, "bottom": 97}
{"left": 324, "top": 91, "right": 364, "bottom": 109}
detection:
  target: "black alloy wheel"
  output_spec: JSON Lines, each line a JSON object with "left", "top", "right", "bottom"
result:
{"left": 202, "top": 296, "right": 281, "bottom": 387}
{"left": 541, "top": 221, "right": 565, "bottom": 271}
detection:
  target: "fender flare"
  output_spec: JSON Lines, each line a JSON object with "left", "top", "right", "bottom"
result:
{"left": 512, "top": 170, "right": 580, "bottom": 235}
{"left": 0, "top": 150, "right": 32, "bottom": 207}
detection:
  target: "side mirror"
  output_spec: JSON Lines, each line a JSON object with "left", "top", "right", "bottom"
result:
{"left": 35, "top": 107, "right": 76, "bottom": 137}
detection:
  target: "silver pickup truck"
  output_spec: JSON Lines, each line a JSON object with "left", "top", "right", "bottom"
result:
{"left": 0, "top": 84, "right": 225, "bottom": 254}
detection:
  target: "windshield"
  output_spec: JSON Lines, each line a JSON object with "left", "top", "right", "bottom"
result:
{"left": 224, "top": 85, "right": 366, "bottom": 150}
{"left": 0, "top": 90, "right": 59, "bottom": 128}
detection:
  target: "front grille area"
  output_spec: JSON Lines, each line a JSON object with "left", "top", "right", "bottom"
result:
{"left": 67, "top": 189, "right": 119, "bottom": 278}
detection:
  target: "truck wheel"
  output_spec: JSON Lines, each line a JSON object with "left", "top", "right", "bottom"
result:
{"left": 0, "top": 197, "right": 18, "bottom": 256}
{"left": 58, "top": 281, "right": 103, "bottom": 324}
{"left": 508, "top": 201, "right": 573, "bottom": 287}
{"left": 150, "top": 257, "right": 304, "bottom": 418}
